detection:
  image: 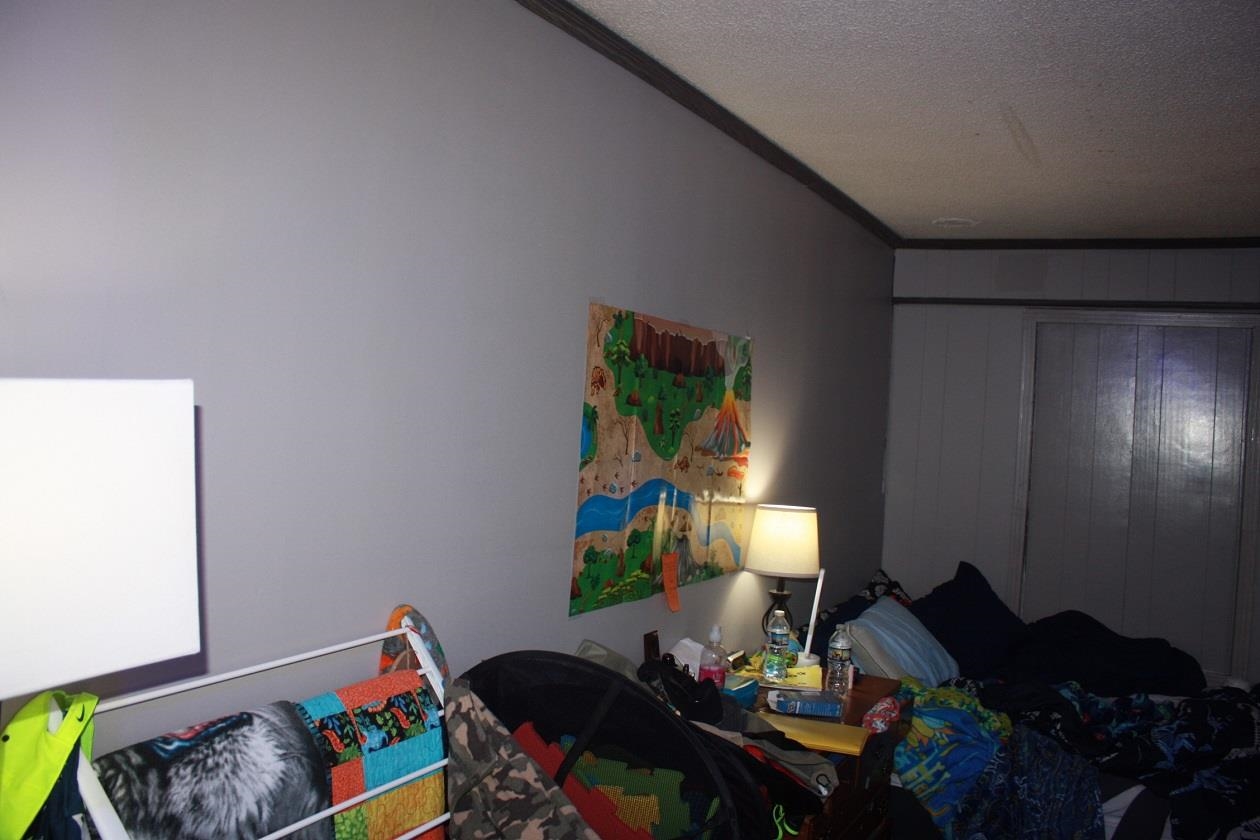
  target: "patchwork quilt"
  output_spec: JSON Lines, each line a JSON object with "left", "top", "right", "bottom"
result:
{"left": 296, "top": 669, "right": 446, "bottom": 840}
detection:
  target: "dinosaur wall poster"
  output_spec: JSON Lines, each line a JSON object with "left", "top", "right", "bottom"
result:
{"left": 571, "top": 303, "right": 752, "bottom": 616}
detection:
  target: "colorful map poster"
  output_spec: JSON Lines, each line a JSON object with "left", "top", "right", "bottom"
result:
{"left": 571, "top": 304, "right": 752, "bottom": 616}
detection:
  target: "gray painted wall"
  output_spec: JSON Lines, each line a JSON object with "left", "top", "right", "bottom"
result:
{"left": 885, "top": 248, "right": 1260, "bottom": 683}
{"left": 0, "top": 1, "right": 893, "bottom": 748}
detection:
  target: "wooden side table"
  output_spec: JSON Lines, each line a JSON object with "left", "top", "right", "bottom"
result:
{"left": 755, "top": 674, "right": 909, "bottom": 840}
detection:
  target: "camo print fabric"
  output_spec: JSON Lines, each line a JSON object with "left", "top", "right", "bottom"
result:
{"left": 445, "top": 681, "right": 599, "bottom": 839}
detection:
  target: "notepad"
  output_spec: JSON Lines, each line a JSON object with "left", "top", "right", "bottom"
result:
{"left": 735, "top": 664, "right": 824, "bottom": 690}
{"left": 756, "top": 710, "right": 869, "bottom": 755}
{"left": 780, "top": 665, "right": 824, "bottom": 689}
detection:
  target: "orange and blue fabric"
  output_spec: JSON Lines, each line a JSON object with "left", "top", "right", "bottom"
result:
{"left": 893, "top": 677, "right": 1011, "bottom": 834}
{"left": 297, "top": 670, "right": 446, "bottom": 840}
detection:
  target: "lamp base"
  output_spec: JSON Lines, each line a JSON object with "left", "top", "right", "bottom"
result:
{"left": 795, "top": 652, "right": 820, "bottom": 668}
{"left": 761, "top": 578, "right": 794, "bottom": 633}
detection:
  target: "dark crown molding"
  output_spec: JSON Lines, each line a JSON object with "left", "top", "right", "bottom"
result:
{"left": 901, "top": 237, "right": 1260, "bottom": 250}
{"left": 517, "top": 1, "right": 1260, "bottom": 254}
{"left": 515, "top": 0, "right": 902, "bottom": 248}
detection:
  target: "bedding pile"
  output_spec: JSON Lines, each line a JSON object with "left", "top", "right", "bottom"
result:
{"left": 895, "top": 677, "right": 1103, "bottom": 839}
{"left": 989, "top": 681, "right": 1260, "bottom": 840}
{"left": 806, "top": 564, "right": 1259, "bottom": 840}
{"left": 952, "top": 723, "right": 1105, "bottom": 839}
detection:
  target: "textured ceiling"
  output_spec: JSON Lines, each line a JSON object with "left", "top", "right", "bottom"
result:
{"left": 562, "top": 0, "right": 1260, "bottom": 242}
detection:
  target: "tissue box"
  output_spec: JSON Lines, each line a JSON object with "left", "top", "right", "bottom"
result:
{"left": 667, "top": 637, "right": 705, "bottom": 676}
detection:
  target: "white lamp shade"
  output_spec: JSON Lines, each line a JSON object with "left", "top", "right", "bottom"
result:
{"left": 743, "top": 504, "right": 820, "bottom": 579}
{"left": 0, "top": 379, "right": 201, "bottom": 698}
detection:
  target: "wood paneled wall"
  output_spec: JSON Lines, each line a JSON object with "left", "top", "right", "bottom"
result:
{"left": 882, "top": 304, "right": 1025, "bottom": 603}
{"left": 886, "top": 248, "right": 1260, "bottom": 683}
{"left": 1022, "top": 318, "right": 1252, "bottom": 677}
{"left": 895, "top": 249, "right": 1260, "bottom": 303}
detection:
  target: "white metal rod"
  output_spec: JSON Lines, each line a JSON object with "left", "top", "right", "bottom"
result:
{"left": 401, "top": 615, "right": 445, "bottom": 705}
{"left": 96, "top": 628, "right": 411, "bottom": 714}
{"left": 392, "top": 812, "right": 453, "bottom": 840}
{"left": 256, "top": 758, "right": 449, "bottom": 840}
{"left": 78, "top": 749, "right": 129, "bottom": 840}
{"left": 802, "top": 568, "right": 826, "bottom": 657}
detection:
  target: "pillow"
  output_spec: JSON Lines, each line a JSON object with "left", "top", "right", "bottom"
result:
{"left": 908, "top": 561, "right": 1027, "bottom": 679}
{"left": 848, "top": 596, "right": 959, "bottom": 686}
{"left": 796, "top": 570, "right": 915, "bottom": 658}
{"left": 798, "top": 594, "right": 870, "bottom": 659}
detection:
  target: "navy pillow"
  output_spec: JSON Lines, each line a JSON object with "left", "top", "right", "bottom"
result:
{"left": 858, "top": 569, "right": 913, "bottom": 606}
{"left": 909, "top": 561, "right": 1027, "bottom": 679}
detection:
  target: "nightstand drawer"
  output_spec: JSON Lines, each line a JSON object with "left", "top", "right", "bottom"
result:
{"left": 856, "top": 727, "right": 898, "bottom": 789}
{"left": 804, "top": 780, "right": 890, "bottom": 840}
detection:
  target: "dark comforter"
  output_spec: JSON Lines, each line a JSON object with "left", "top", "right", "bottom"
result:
{"left": 894, "top": 678, "right": 1104, "bottom": 839}
{"left": 895, "top": 609, "right": 1258, "bottom": 840}
{"left": 985, "top": 681, "right": 1260, "bottom": 840}
{"left": 1001, "top": 610, "right": 1207, "bottom": 697}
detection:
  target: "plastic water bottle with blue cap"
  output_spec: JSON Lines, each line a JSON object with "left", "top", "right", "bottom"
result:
{"left": 825, "top": 623, "right": 854, "bottom": 697}
{"left": 763, "top": 609, "right": 791, "bottom": 682}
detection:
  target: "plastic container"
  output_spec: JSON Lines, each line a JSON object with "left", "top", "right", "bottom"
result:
{"left": 722, "top": 673, "right": 758, "bottom": 708}
{"left": 763, "top": 609, "right": 791, "bottom": 682}
{"left": 825, "top": 624, "right": 854, "bottom": 697}
{"left": 698, "top": 624, "right": 728, "bottom": 688}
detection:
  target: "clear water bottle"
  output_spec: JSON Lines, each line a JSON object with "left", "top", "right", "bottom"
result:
{"left": 763, "top": 609, "right": 791, "bottom": 682}
{"left": 826, "top": 624, "right": 854, "bottom": 697}
{"left": 698, "top": 624, "right": 728, "bottom": 688}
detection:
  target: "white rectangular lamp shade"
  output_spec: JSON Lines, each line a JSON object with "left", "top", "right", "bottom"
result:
{"left": 0, "top": 379, "right": 201, "bottom": 698}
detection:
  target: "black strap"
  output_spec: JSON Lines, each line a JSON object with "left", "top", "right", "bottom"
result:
{"left": 552, "top": 678, "right": 623, "bottom": 785}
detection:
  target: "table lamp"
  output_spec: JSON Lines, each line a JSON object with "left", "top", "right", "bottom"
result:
{"left": 0, "top": 379, "right": 200, "bottom": 838}
{"left": 743, "top": 504, "right": 820, "bottom": 636}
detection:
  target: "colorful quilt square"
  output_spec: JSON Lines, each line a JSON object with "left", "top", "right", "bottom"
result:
{"left": 297, "top": 670, "right": 446, "bottom": 839}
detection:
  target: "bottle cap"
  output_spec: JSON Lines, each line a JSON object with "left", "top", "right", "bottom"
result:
{"left": 709, "top": 624, "right": 722, "bottom": 644}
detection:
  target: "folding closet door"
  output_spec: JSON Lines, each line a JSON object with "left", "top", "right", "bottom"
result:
{"left": 1021, "top": 316, "right": 1254, "bottom": 680}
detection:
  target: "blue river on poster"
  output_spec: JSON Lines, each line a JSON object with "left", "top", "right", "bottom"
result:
{"left": 575, "top": 477, "right": 741, "bottom": 566}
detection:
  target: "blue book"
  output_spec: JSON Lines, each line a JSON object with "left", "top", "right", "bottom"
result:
{"left": 766, "top": 689, "right": 845, "bottom": 718}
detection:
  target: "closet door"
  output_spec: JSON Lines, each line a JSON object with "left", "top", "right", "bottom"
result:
{"left": 1021, "top": 318, "right": 1252, "bottom": 677}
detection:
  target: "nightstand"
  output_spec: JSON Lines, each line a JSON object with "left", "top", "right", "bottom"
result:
{"left": 756, "top": 674, "right": 909, "bottom": 840}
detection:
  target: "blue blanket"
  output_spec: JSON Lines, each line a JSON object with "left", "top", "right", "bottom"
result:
{"left": 894, "top": 679, "right": 1102, "bottom": 839}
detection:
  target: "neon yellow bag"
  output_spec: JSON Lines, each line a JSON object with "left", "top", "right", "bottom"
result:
{"left": 0, "top": 691, "right": 97, "bottom": 840}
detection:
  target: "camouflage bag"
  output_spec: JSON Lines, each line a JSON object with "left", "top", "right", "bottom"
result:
{"left": 444, "top": 680, "right": 598, "bottom": 839}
